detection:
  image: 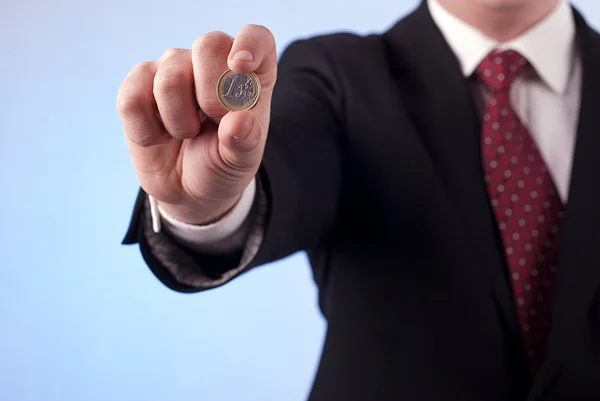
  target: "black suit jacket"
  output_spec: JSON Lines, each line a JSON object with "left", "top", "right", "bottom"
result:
{"left": 123, "top": 2, "right": 600, "bottom": 400}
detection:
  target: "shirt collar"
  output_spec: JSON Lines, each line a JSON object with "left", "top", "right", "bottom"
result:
{"left": 427, "top": 0, "right": 576, "bottom": 94}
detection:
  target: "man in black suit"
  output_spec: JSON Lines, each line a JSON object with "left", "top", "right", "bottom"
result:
{"left": 117, "top": 0, "right": 600, "bottom": 399}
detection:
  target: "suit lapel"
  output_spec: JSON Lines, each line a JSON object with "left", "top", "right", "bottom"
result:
{"left": 529, "top": 8, "right": 600, "bottom": 399}
{"left": 384, "top": 2, "right": 521, "bottom": 341}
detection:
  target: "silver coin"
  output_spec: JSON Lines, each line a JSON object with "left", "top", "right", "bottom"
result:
{"left": 216, "top": 70, "right": 261, "bottom": 111}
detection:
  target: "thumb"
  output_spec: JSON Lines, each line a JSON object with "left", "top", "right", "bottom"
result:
{"left": 217, "top": 110, "right": 265, "bottom": 172}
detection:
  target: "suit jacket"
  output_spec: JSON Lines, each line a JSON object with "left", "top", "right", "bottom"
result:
{"left": 123, "top": 2, "right": 600, "bottom": 400}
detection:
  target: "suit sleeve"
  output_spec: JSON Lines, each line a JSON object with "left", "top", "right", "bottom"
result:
{"left": 151, "top": 179, "right": 257, "bottom": 254}
{"left": 122, "top": 37, "right": 345, "bottom": 293}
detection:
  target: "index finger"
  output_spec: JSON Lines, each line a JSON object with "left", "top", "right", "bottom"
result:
{"left": 228, "top": 24, "right": 278, "bottom": 89}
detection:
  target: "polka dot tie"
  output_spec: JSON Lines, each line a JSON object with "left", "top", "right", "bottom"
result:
{"left": 476, "top": 50, "right": 565, "bottom": 378}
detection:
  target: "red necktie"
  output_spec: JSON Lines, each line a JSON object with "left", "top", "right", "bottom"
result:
{"left": 476, "top": 50, "right": 565, "bottom": 377}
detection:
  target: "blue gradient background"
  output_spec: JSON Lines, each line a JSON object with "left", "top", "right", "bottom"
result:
{"left": 2, "top": 1, "right": 600, "bottom": 400}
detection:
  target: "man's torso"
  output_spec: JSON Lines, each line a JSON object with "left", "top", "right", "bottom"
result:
{"left": 301, "top": 3, "right": 600, "bottom": 400}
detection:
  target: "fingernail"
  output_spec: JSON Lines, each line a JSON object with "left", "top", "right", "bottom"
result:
{"left": 232, "top": 50, "right": 253, "bottom": 62}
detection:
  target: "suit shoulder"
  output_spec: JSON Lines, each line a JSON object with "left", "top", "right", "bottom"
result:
{"left": 312, "top": 31, "right": 379, "bottom": 45}
{"left": 298, "top": 31, "right": 384, "bottom": 53}
{"left": 280, "top": 32, "right": 386, "bottom": 69}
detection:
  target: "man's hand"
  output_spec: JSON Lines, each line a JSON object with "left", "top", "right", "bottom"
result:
{"left": 117, "top": 25, "right": 277, "bottom": 225}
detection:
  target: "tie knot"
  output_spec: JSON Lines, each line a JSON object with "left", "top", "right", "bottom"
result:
{"left": 476, "top": 50, "right": 529, "bottom": 92}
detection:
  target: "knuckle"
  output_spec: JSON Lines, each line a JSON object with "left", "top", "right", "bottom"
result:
{"left": 219, "top": 144, "right": 257, "bottom": 174}
{"left": 116, "top": 90, "right": 146, "bottom": 118}
{"left": 130, "top": 130, "right": 157, "bottom": 148}
{"left": 117, "top": 62, "right": 154, "bottom": 116}
{"left": 130, "top": 61, "right": 155, "bottom": 77}
{"left": 193, "top": 31, "right": 232, "bottom": 55}
{"left": 122, "top": 118, "right": 162, "bottom": 148}
{"left": 154, "top": 68, "right": 187, "bottom": 97}
{"left": 203, "top": 144, "right": 245, "bottom": 180}
{"left": 220, "top": 154, "right": 255, "bottom": 176}
{"left": 252, "top": 24, "right": 273, "bottom": 38}
{"left": 240, "top": 24, "right": 274, "bottom": 43}
{"left": 159, "top": 47, "right": 188, "bottom": 62}
{"left": 154, "top": 53, "right": 191, "bottom": 98}
{"left": 116, "top": 93, "right": 141, "bottom": 118}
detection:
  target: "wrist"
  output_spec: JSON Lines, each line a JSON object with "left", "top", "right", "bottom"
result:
{"left": 157, "top": 195, "right": 242, "bottom": 226}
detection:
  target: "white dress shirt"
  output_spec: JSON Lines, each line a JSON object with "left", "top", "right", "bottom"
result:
{"left": 150, "top": 0, "right": 581, "bottom": 254}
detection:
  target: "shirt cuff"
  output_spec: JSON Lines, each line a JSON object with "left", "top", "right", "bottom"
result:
{"left": 148, "top": 178, "right": 256, "bottom": 253}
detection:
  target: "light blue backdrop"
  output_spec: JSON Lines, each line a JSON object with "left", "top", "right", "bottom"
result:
{"left": 2, "top": 1, "right": 600, "bottom": 400}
